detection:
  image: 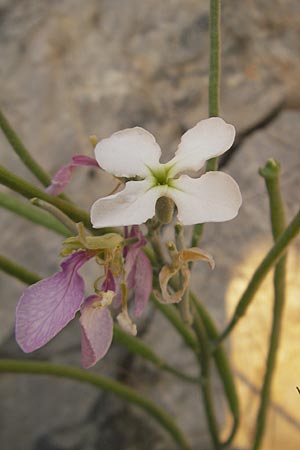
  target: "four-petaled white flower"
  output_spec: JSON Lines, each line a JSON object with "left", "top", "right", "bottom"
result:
{"left": 91, "top": 118, "right": 242, "bottom": 227}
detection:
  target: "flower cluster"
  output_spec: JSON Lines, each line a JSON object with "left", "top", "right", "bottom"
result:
{"left": 15, "top": 117, "right": 242, "bottom": 368}
{"left": 16, "top": 225, "right": 152, "bottom": 368}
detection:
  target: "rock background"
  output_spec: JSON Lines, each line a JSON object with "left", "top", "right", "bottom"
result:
{"left": 0, "top": 1, "right": 300, "bottom": 449}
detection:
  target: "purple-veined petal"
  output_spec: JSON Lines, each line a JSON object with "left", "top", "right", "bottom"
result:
{"left": 129, "top": 225, "right": 147, "bottom": 248}
{"left": 79, "top": 295, "right": 114, "bottom": 368}
{"left": 132, "top": 250, "right": 152, "bottom": 317}
{"left": 46, "top": 154, "right": 99, "bottom": 196}
{"left": 112, "top": 285, "right": 122, "bottom": 310}
{"left": 169, "top": 172, "right": 242, "bottom": 225}
{"left": 91, "top": 180, "right": 165, "bottom": 227}
{"left": 167, "top": 118, "right": 235, "bottom": 176}
{"left": 15, "top": 250, "right": 92, "bottom": 352}
{"left": 101, "top": 269, "right": 116, "bottom": 292}
{"left": 71, "top": 155, "right": 99, "bottom": 167}
{"left": 124, "top": 245, "right": 139, "bottom": 290}
{"left": 94, "top": 127, "right": 162, "bottom": 178}
{"left": 123, "top": 225, "right": 145, "bottom": 258}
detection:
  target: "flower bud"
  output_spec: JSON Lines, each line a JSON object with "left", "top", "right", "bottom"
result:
{"left": 155, "top": 196, "right": 174, "bottom": 224}
{"left": 117, "top": 310, "right": 137, "bottom": 336}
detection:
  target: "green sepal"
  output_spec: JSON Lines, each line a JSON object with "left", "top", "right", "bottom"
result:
{"left": 83, "top": 233, "right": 123, "bottom": 249}
{"left": 61, "top": 222, "right": 123, "bottom": 254}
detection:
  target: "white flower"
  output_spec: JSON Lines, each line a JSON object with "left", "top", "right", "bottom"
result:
{"left": 91, "top": 117, "right": 242, "bottom": 227}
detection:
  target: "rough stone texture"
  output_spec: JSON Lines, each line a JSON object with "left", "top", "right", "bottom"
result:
{"left": 0, "top": 1, "right": 300, "bottom": 449}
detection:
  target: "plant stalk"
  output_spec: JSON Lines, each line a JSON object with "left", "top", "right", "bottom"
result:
{"left": 0, "top": 107, "right": 52, "bottom": 187}
{"left": 193, "top": 311, "right": 220, "bottom": 449}
{"left": 0, "top": 165, "right": 94, "bottom": 231}
{"left": 206, "top": 0, "right": 221, "bottom": 172}
{"left": 0, "top": 254, "right": 41, "bottom": 285}
{"left": 191, "top": 293, "right": 239, "bottom": 446}
{"left": 0, "top": 359, "right": 193, "bottom": 450}
{"left": 216, "top": 208, "right": 300, "bottom": 344}
{"left": 0, "top": 191, "right": 71, "bottom": 237}
{"left": 252, "top": 160, "right": 287, "bottom": 450}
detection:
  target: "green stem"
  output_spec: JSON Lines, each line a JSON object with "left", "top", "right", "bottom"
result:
{"left": 0, "top": 254, "right": 41, "bottom": 285}
{"left": 149, "top": 232, "right": 165, "bottom": 267}
{"left": 206, "top": 0, "right": 221, "bottom": 172}
{"left": 113, "top": 326, "right": 198, "bottom": 384}
{"left": 216, "top": 208, "right": 300, "bottom": 344}
{"left": 252, "top": 160, "right": 287, "bottom": 450}
{"left": 191, "top": 293, "right": 239, "bottom": 446}
{"left": 0, "top": 165, "right": 94, "bottom": 231}
{"left": 0, "top": 107, "right": 52, "bottom": 187}
{"left": 191, "top": 223, "right": 204, "bottom": 249}
{"left": 151, "top": 293, "right": 198, "bottom": 353}
{"left": 31, "top": 197, "right": 78, "bottom": 235}
{"left": 0, "top": 108, "right": 70, "bottom": 202}
{"left": 193, "top": 311, "right": 220, "bottom": 449}
{"left": 191, "top": 0, "right": 221, "bottom": 248}
{"left": 0, "top": 191, "right": 71, "bottom": 237}
{"left": 0, "top": 359, "right": 193, "bottom": 450}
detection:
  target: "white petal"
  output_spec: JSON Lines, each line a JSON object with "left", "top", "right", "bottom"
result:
{"left": 169, "top": 172, "right": 242, "bottom": 225}
{"left": 95, "top": 127, "right": 162, "bottom": 177}
{"left": 168, "top": 118, "right": 235, "bottom": 175}
{"left": 91, "top": 180, "right": 165, "bottom": 227}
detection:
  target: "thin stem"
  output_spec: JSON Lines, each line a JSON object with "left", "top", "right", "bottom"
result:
{"left": 252, "top": 160, "right": 287, "bottom": 450}
{"left": 149, "top": 231, "right": 165, "bottom": 267}
{"left": 0, "top": 107, "right": 52, "bottom": 187}
{"left": 151, "top": 293, "right": 198, "bottom": 353}
{"left": 31, "top": 197, "right": 78, "bottom": 235}
{"left": 191, "top": 0, "right": 221, "bottom": 248}
{"left": 216, "top": 208, "right": 300, "bottom": 344}
{"left": 0, "top": 359, "right": 193, "bottom": 450}
{"left": 0, "top": 191, "right": 71, "bottom": 237}
{"left": 193, "top": 311, "right": 221, "bottom": 449}
{"left": 175, "top": 223, "right": 193, "bottom": 324}
{"left": 191, "top": 223, "right": 204, "bottom": 249}
{"left": 0, "top": 107, "right": 71, "bottom": 202}
{"left": 113, "top": 325, "right": 198, "bottom": 384}
{"left": 191, "top": 293, "right": 239, "bottom": 446}
{"left": 0, "top": 165, "right": 95, "bottom": 231}
{"left": 0, "top": 254, "right": 40, "bottom": 285}
{"left": 206, "top": 0, "right": 221, "bottom": 172}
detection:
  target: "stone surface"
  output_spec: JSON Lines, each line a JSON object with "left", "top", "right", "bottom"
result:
{"left": 0, "top": 1, "right": 300, "bottom": 450}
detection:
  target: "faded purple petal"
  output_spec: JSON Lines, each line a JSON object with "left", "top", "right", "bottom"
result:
{"left": 15, "top": 251, "right": 92, "bottom": 352}
{"left": 125, "top": 247, "right": 139, "bottom": 290}
{"left": 132, "top": 250, "right": 152, "bottom": 317}
{"left": 80, "top": 295, "right": 113, "bottom": 368}
{"left": 112, "top": 283, "right": 122, "bottom": 310}
{"left": 46, "top": 154, "right": 99, "bottom": 196}
{"left": 71, "top": 155, "right": 99, "bottom": 167}
{"left": 46, "top": 164, "right": 74, "bottom": 196}
{"left": 130, "top": 225, "right": 147, "bottom": 248}
{"left": 102, "top": 269, "right": 115, "bottom": 292}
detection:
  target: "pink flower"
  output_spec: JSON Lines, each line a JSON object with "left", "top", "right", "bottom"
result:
{"left": 15, "top": 228, "right": 153, "bottom": 367}
{"left": 15, "top": 250, "right": 114, "bottom": 368}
